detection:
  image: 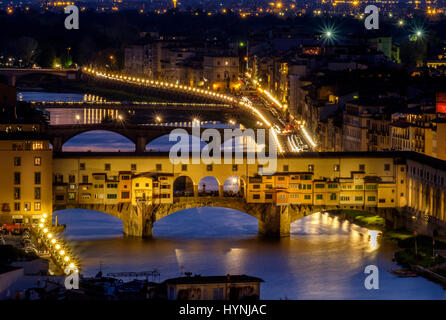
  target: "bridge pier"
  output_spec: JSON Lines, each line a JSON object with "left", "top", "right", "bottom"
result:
{"left": 219, "top": 185, "right": 224, "bottom": 197}
{"left": 258, "top": 204, "right": 290, "bottom": 237}
{"left": 136, "top": 136, "right": 147, "bottom": 153}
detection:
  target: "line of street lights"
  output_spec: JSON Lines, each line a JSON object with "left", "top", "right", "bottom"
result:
{"left": 82, "top": 67, "right": 285, "bottom": 153}
{"left": 36, "top": 213, "right": 80, "bottom": 273}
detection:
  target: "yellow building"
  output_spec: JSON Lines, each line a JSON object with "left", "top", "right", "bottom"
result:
{"left": 0, "top": 128, "right": 52, "bottom": 225}
{"left": 132, "top": 175, "right": 153, "bottom": 206}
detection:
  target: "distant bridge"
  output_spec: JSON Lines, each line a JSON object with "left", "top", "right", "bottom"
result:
{"left": 0, "top": 68, "right": 79, "bottom": 86}
{"left": 45, "top": 123, "right": 249, "bottom": 152}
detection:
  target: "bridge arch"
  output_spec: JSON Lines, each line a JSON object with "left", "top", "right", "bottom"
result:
{"left": 58, "top": 129, "right": 136, "bottom": 152}
{"left": 173, "top": 175, "right": 195, "bottom": 198}
{"left": 198, "top": 176, "right": 220, "bottom": 197}
{"left": 152, "top": 206, "right": 258, "bottom": 237}
{"left": 222, "top": 176, "right": 246, "bottom": 198}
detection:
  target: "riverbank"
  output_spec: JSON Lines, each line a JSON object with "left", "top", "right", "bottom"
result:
{"left": 330, "top": 209, "right": 446, "bottom": 286}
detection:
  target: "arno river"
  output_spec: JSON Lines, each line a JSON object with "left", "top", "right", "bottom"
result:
{"left": 22, "top": 91, "right": 446, "bottom": 299}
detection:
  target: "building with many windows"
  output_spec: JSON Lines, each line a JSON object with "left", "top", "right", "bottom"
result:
{"left": 0, "top": 124, "right": 52, "bottom": 225}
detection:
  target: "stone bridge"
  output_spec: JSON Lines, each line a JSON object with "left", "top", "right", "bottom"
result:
{"left": 45, "top": 123, "right": 242, "bottom": 152}
{"left": 54, "top": 197, "right": 399, "bottom": 237}
{"left": 82, "top": 69, "right": 238, "bottom": 105}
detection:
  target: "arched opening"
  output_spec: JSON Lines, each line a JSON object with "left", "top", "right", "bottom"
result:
{"left": 153, "top": 207, "right": 258, "bottom": 238}
{"left": 173, "top": 176, "right": 195, "bottom": 198}
{"left": 223, "top": 176, "right": 245, "bottom": 197}
{"left": 146, "top": 133, "right": 207, "bottom": 152}
{"left": 52, "top": 208, "right": 123, "bottom": 240}
{"left": 198, "top": 176, "right": 219, "bottom": 197}
{"left": 63, "top": 130, "right": 135, "bottom": 152}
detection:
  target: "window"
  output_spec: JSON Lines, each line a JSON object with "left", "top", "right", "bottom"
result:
{"left": 34, "top": 187, "right": 41, "bottom": 200}
{"left": 68, "top": 175, "right": 75, "bottom": 183}
{"left": 131, "top": 164, "right": 137, "bottom": 171}
{"left": 359, "top": 164, "right": 365, "bottom": 171}
{"left": 14, "top": 157, "right": 21, "bottom": 166}
{"left": 355, "top": 185, "right": 363, "bottom": 190}
{"left": 14, "top": 188, "right": 20, "bottom": 200}
{"left": 400, "top": 179, "right": 404, "bottom": 184}
{"left": 400, "top": 193, "right": 404, "bottom": 197}
{"left": 32, "top": 142, "right": 43, "bottom": 150}
{"left": 400, "top": 167, "right": 405, "bottom": 172}
{"left": 121, "top": 175, "right": 130, "bottom": 180}
{"left": 367, "top": 196, "right": 376, "bottom": 201}
{"left": 340, "top": 196, "right": 350, "bottom": 201}
{"left": 232, "top": 165, "right": 238, "bottom": 171}
{"left": 316, "top": 194, "right": 323, "bottom": 200}
{"left": 32, "top": 172, "right": 40, "bottom": 185}
{"left": 14, "top": 172, "right": 20, "bottom": 185}
{"left": 253, "top": 185, "right": 261, "bottom": 189}
{"left": 24, "top": 202, "right": 31, "bottom": 211}
{"left": 304, "top": 195, "right": 311, "bottom": 200}
{"left": 107, "top": 183, "right": 118, "bottom": 188}
{"left": 121, "top": 192, "right": 130, "bottom": 199}
{"left": 265, "top": 194, "right": 273, "bottom": 199}
{"left": 384, "top": 164, "right": 390, "bottom": 171}
{"left": 333, "top": 164, "right": 340, "bottom": 172}
{"left": 105, "top": 163, "right": 111, "bottom": 171}
{"left": 80, "top": 163, "right": 85, "bottom": 170}
{"left": 283, "top": 165, "right": 289, "bottom": 172}
{"left": 355, "top": 196, "right": 363, "bottom": 201}
{"left": 181, "top": 164, "right": 187, "bottom": 171}
{"left": 330, "top": 193, "right": 337, "bottom": 200}
{"left": 328, "top": 183, "right": 338, "bottom": 189}
{"left": 34, "top": 202, "right": 41, "bottom": 211}
{"left": 207, "top": 164, "right": 213, "bottom": 171}
{"left": 14, "top": 202, "right": 20, "bottom": 211}
{"left": 107, "top": 194, "right": 117, "bottom": 199}
{"left": 34, "top": 157, "right": 41, "bottom": 166}
{"left": 156, "top": 164, "right": 162, "bottom": 171}
{"left": 315, "top": 184, "right": 325, "bottom": 188}
{"left": 308, "top": 164, "right": 314, "bottom": 172}
{"left": 307, "top": 184, "right": 312, "bottom": 190}
{"left": 82, "top": 175, "right": 89, "bottom": 183}
{"left": 253, "top": 194, "right": 261, "bottom": 199}
{"left": 54, "top": 173, "right": 62, "bottom": 183}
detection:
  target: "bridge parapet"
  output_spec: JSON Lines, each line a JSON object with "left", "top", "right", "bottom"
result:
{"left": 82, "top": 68, "right": 238, "bottom": 105}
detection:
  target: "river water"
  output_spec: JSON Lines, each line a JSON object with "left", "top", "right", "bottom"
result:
{"left": 25, "top": 91, "right": 446, "bottom": 299}
{"left": 52, "top": 208, "right": 446, "bottom": 300}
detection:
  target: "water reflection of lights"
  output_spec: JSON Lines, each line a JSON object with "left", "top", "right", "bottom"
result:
{"left": 368, "top": 230, "right": 381, "bottom": 250}
{"left": 174, "top": 248, "right": 185, "bottom": 273}
{"left": 225, "top": 248, "right": 245, "bottom": 274}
